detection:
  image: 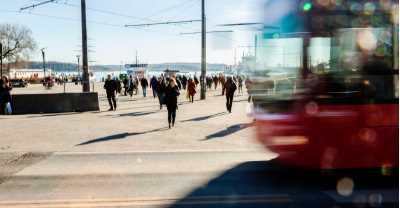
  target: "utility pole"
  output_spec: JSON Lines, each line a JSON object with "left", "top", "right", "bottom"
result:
{"left": 81, "top": 0, "right": 90, "bottom": 92}
{"left": 0, "top": 43, "right": 3, "bottom": 77}
{"left": 41, "top": 48, "right": 46, "bottom": 78}
{"left": 200, "top": 0, "right": 206, "bottom": 100}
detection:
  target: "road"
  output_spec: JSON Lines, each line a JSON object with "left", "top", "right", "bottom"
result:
{"left": 0, "top": 85, "right": 398, "bottom": 207}
{"left": 0, "top": 150, "right": 397, "bottom": 208}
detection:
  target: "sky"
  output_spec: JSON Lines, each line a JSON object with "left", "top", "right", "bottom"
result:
{"left": 0, "top": 0, "right": 266, "bottom": 65}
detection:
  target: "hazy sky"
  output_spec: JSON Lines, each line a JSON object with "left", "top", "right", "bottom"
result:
{"left": 0, "top": 0, "right": 265, "bottom": 65}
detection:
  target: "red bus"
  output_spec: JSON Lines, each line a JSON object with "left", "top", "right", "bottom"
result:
{"left": 251, "top": 0, "right": 399, "bottom": 169}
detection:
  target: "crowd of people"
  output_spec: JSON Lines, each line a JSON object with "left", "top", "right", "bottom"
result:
{"left": 0, "top": 72, "right": 250, "bottom": 123}
{"left": 104, "top": 73, "right": 250, "bottom": 128}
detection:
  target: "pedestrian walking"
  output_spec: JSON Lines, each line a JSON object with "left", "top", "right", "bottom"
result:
{"left": 133, "top": 76, "right": 139, "bottom": 95}
{"left": 213, "top": 75, "right": 219, "bottom": 90}
{"left": 104, "top": 74, "right": 118, "bottom": 111}
{"left": 150, "top": 76, "right": 158, "bottom": 98}
{"left": 0, "top": 76, "right": 12, "bottom": 115}
{"left": 224, "top": 76, "right": 237, "bottom": 113}
{"left": 123, "top": 77, "right": 128, "bottom": 96}
{"left": 140, "top": 77, "right": 149, "bottom": 97}
{"left": 220, "top": 74, "right": 226, "bottom": 95}
{"left": 206, "top": 76, "right": 213, "bottom": 90}
{"left": 127, "top": 75, "right": 134, "bottom": 97}
{"left": 245, "top": 76, "right": 253, "bottom": 102}
{"left": 194, "top": 75, "right": 199, "bottom": 86}
{"left": 238, "top": 76, "right": 243, "bottom": 94}
{"left": 182, "top": 75, "right": 188, "bottom": 90}
{"left": 155, "top": 77, "right": 166, "bottom": 109}
{"left": 187, "top": 78, "right": 196, "bottom": 103}
{"left": 165, "top": 78, "right": 180, "bottom": 128}
{"left": 116, "top": 78, "right": 122, "bottom": 95}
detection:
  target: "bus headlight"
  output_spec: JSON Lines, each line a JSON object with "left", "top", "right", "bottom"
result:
{"left": 268, "top": 136, "right": 309, "bottom": 146}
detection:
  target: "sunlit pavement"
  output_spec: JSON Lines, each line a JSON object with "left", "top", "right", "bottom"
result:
{"left": 2, "top": 83, "right": 261, "bottom": 153}
{"left": 0, "top": 84, "right": 398, "bottom": 207}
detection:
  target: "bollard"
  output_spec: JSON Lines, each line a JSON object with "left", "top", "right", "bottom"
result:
{"left": 92, "top": 82, "right": 95, "bottom": 92}
{"left": 63, "top": 82, "right": 66, "bottom": 93}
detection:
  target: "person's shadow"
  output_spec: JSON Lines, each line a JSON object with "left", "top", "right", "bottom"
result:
{"left": 167, "top": 160, "right": 398, "bottom": 208}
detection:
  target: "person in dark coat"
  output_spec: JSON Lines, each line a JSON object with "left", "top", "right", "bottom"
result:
{"left": 155, "top": 77, "right": 166, "bottom": 109}
{"left": 213, "top": 75, "right": 219, "bottom": 90}
{"left": 220, "top": 74, "right": 226, "bottom": 95}
{"left": 181, "top": 75, "right": 188, "bottom": 90}
{"left": 223, "top": 76, "right": 237, "bottom": 113}
{"left": 122, "top": 77, "right": 128, "bottom": 96}
{"left": 165, "top": 78, "right": 180, "bottom": 128}
{"left": 140, "top": 77, "right": 149, "bottom": 97}
{"left": 127, "top": 75, "right": 134, "bottom": 97}
{"left": 150, "top": 76, "right": 158, "bottom": 98}
{"left": 115, "top": 78, "right": 122, "bottom": 95}
{"left": 0, "top": 76, "right": 12, "bottom": 115}
{"left": 104, "top": 74, "right": 118, "bottom": 111}
{"left": 194, "top": 75, "right": 199, "bottom": 86}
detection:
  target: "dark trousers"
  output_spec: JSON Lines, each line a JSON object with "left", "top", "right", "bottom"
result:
{"left": 142, "top": 87, "right": 147, "bottom": 97}
{"left": 107, "top": 93, "right": 117, "bottom": 110}
{"left": 157, "top": 92, "right": 164, "bottom": 108}
{"left": 152, "top": 88, "right": 156, "bottom": 98}
{"left": 167, "top": 107, "right": 177, "bottom": 124}
{"left": 226, "top": 93, "right": 234, "bottom": 112}
{"left": 189, "top": 95, "right": 194, "bottom": 103}
{"left": 124, "top": 87, "right": 127, "bottom": 96}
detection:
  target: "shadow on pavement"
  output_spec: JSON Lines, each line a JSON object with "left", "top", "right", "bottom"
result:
{"left": 27, "top": 112, "right": 81, "bottom": 118}
{"left": 202, "top": 122, "right": 254, "bottom": 140}
{"left": 233, "top": 99, "right": 248, "bottom": 103}
{"left": 181, "top": 112, "right": 228, "bottom": 123}
{"left": 168, "top": 160, "right": 398, "bottom": 208}
{"left": 116, "top": 110, "right": 160, "bottom": 117}
{"left": 76, "top": 127, "right": 169, "bottom": 146}
{"left": 178, "top": 101, "right": 193, "bottom": 106}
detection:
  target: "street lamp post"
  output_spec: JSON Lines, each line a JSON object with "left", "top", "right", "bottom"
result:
{"left": 76, "top": 55, "right": 80, "bottom": 78}
{"left": 41, "top": 48, "right": 46, "bottom": 78}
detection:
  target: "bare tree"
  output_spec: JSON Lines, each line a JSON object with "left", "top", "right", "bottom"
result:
{"left": 0, "top": 24, "right": 37, "bottom": 63}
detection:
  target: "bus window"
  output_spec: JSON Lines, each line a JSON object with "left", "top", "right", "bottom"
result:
{"left": 305, "top": 27, "right": 398, "bottom": 102}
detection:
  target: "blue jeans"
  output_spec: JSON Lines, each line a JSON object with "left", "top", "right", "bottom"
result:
{"left": 142, "top": 87, "right": 147, "bottom": 97}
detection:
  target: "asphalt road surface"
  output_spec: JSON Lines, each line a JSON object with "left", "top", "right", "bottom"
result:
{"left": 0, "top": 151, "right": 397, "bottom": 208}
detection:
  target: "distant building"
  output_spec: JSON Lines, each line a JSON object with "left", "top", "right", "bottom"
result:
{"left": 9, "top": 69, "right": 53, "bottom": 79}
{"left": 125, "top": 64, "right": 148, "bottom": 79}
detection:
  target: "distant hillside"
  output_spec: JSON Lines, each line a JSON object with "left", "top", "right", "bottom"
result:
{"left": 24, "top": 62, "right": 228, "bottom": 72}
